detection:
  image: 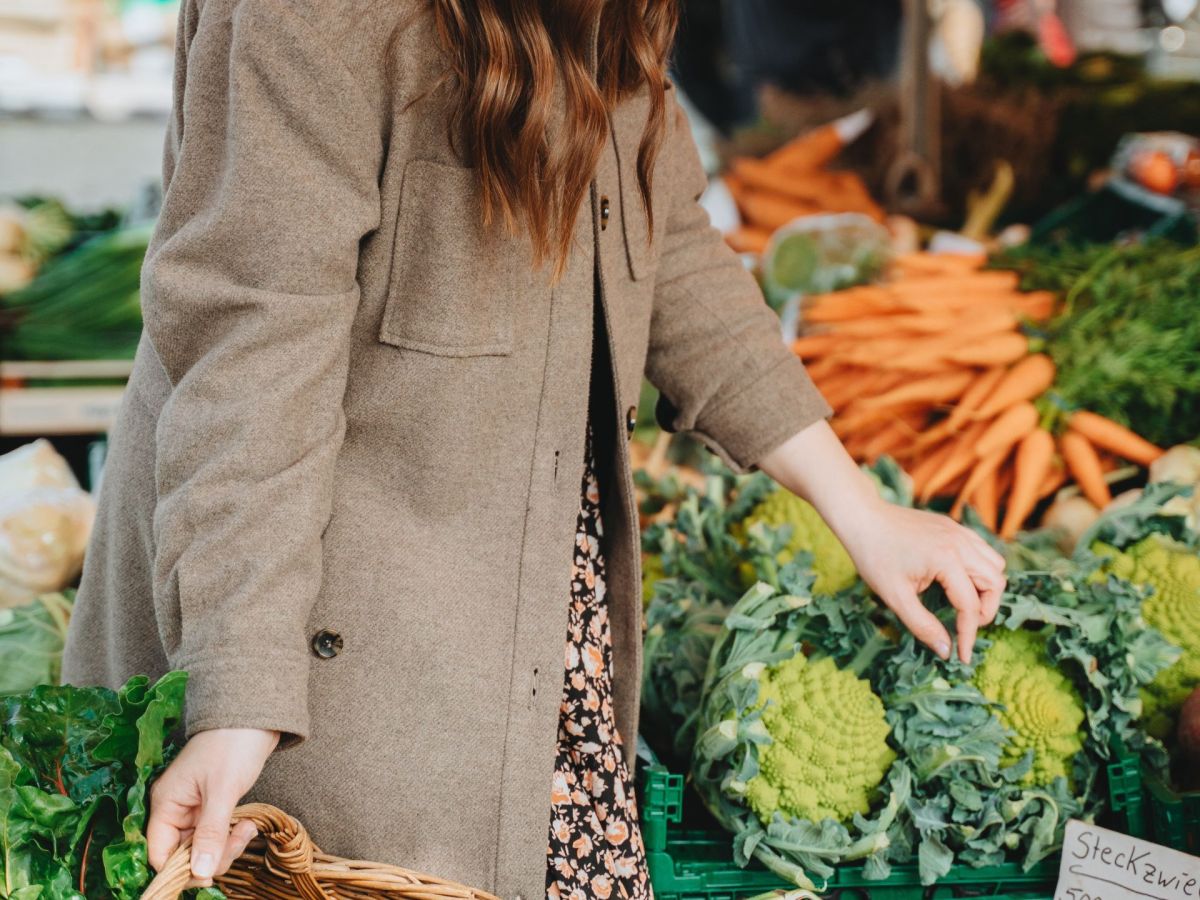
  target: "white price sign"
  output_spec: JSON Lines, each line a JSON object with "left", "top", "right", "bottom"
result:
{"left": 1056, "top": 820, "right": 1200, "bottom": 900}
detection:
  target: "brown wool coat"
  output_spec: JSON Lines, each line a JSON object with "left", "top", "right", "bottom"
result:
{"left": 61, "top": 0, "right": 830, "bottom": 896}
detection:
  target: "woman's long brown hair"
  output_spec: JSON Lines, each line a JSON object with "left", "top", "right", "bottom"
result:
{"left": 428, "top": 0, "right": 678, "bottom": 276}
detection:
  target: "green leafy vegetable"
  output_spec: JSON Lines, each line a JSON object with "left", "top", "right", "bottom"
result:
{"left": 688, "top": 565, "right": 1177, "bottom": 890}
{"left": 996, "top": 241, "right": 1200, "bottom": 447}
{"left": 0, "top": 672, "right": 189, "bottom": 900}
{"left": 0, "top": 593, "right": 73, "bottom": 697}
{"left": 640, "top": 460, "right": 907, "bottom": 770}
{"left": 735, "top": 489, "right": 858, "bottom": 596}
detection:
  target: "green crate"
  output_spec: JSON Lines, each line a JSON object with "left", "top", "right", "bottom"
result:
{"left": 1106, "top": 741, "right": 1200, "bottom": 855}
{"left": 640, "top": 765, "right": 1058, "bottom": 900}
{"left": 1030, "top": 182, "right": 1197, "bottom": 245}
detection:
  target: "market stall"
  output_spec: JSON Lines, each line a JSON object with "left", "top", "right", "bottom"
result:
{"left": 1, "top": 1, "right": 1198, "bottom": 898}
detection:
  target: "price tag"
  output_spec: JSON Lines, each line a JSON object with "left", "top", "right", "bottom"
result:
{"left": 1055, "top": 820, "right": 1200, "bottom": 900}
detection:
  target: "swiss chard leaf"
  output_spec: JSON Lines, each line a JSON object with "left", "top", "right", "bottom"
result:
{"left": 0, "top": 673, "right": 187, "bottom": 900}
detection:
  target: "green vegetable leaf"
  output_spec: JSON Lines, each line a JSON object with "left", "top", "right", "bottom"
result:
{"left": 0, "top": 595, "right": 73, "bottom": 699}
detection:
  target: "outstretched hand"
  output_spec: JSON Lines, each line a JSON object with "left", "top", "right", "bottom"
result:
{"left": 836, "top": 498, "right": 1006, "bottom": 662}
{"left": 758, "top": 419, "right": 1007, "bottom": 663}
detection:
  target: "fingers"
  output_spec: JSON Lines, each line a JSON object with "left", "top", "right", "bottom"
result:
{"left": 936, "top": 562, "right": 983, "bottom": 664}
{"left": 147, "top": 774, "right": 198, "bottom": 873}
{"left": 190, "top": 781, "right": 239, "bottom": 884}
{"left": 964, "top": 526, "right": 1007, "bottom": 570}
{"left": 879, "top": 584, "right": 953, "bottom": 661}
{"left": 146, "top": 802, "right": 185, "bottom": 874}
{"left": 216, "top": 819, "right": 258, "bottom": 878}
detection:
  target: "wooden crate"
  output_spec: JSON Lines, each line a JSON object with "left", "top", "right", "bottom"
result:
{"left": 0, "top": 359, "right": 130, "bottom": 436}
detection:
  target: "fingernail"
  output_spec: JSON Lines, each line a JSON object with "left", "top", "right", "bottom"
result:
{"left": 192, "top": 852, "right": 216, "bottom": 878}
{"left": 936, "top": 641, "right": 951, "bottom": 660}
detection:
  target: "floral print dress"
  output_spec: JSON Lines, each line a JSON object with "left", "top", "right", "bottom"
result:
{"left": 546, "top": 431, "right": 652, "bottom": 900}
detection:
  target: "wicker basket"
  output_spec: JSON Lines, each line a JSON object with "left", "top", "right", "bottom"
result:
{"left": 141, "top": 804, "right": 501, "bottom": 900}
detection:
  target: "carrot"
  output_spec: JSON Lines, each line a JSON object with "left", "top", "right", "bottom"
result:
{"left": 1060, "top": 431, "right": 1113, "bottom": 509}
{"left": 821, "top": 375, "right": 870, "bottom": 411}
{"left": 973, "top": 353, "right": 1057, "bottom": 420}
{"left": 910, "top": 439, "right": 957, "bottom": 497}
{"left": 1012, "top": 290, "right": 1058, "bottom": 321}
{"left": 737, "top": 190, "right": 822, "bottom": 231}
{"left": 914, "top": 366, "right": 1007, "bottom": 448}
{"left": 891, "top": 252, "right": 986, "bottom": 275}
{"left": 1067, "top": 410, "right": 1165, "bottom": 467}
{"left": 805, "top": 356, "right": 847, "bottom": 382}
{"left": 792, "top": 333, "right": 846, "bottom": 358}
{"left": 838, "top": 339, "right": 939, "bottom": 368}
{"left": 822, "top": 312, "right": 960, "bottom": 339}
{"left": 726, "top": 226, "right": 772, "bottom": 255}
{"left": 888, "top": 291, "right": 1034, "bottom": 317}
{"left": 856, "top": 370, "right": 976, "bottom": 410}
{"left": 974, "top": 401, "right": 1039, "bottom": 459}
{"left": 722, "top": 172, "right": 749, "bottom": 208}
{"left": 970, "top": 462, "right": 1001, "bottom": 531}
{"left": 886, "top": 270, "right": 1021, "bottom": 294}
{"left": 804, "top": 290, "right": 896, "bottom": 323}
{"left": 731, "top": 160, "right": 873, "bottom": 211}
{"left": 861, "top": 424, "right": 909, "bottom": 461}
{"left": 996, "top": 459, "right": 1015, "bottom": 503}
{"left": 764, "top": 123, "right": 845, "bottom": 172}
{"left": 920, "top": 421, "right": 989, "bottom": 501}
{"left": 951, "top": 447, "right": 1008, "bottom": 522}
{"left": 882, "top": 321, "right": 1022, "bottom": 371}
{"left": 940, "top": 332, "right": 1030, "bottom": 367}
{"left": 835, "top": 403, "right": 925, "bottom": 439}
{"left": 1037, "top": 458, "right": 1067, "bottom": 500}
{"left": 999, "top": 428, "right": 1056, "bottom": 540}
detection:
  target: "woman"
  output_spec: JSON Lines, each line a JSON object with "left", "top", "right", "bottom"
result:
{"left": 62, "top": 1, "right": 1006, "bottom": 898}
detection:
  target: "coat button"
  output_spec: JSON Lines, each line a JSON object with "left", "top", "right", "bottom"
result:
{"left": 600, "top": 195, "right": 611, "bottom": 231}
{"left": 311, "top": 630, "right": 343, "bottom": 659}
{"left": 626, "top": 405, "right": 637, "bottom": 437}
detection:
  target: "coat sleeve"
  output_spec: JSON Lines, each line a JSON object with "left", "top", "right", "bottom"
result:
{"left": 142, "top": 0, "right": 382, "bottom": 743}
{"left": 644, "top": 94, "right": 832, "bottom": 472}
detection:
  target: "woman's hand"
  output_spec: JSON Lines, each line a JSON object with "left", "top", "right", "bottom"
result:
{"left": 146, "top": 728, "right": 280, "bottom": 886}
{"left": 835, "top": 498, "right": 1006, "bottom": 663}
{"left": 759, "top": 420, "right": 1007, "bottom": 663}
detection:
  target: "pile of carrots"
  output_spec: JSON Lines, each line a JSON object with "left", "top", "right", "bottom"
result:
{"left": 795, "top": 252, "right": 1167, "bottom": 539}
{"left": 723, "top": 119, "right": 884, "bottom": 257}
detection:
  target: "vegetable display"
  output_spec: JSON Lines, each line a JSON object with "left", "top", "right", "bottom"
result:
{"left": 0, "top": 672, "right": 189, "bottom": 900}
{"left": 688, "top": 557, "right": 1175, "bottom": 890}
{"left": 1081, "top": 484, "right": 1200, "bottom": 745}
{"left": 1000, "top": 241, "right": 1200, "bottom": 450}
{"left": 0, "top": 224, "right": 150, "bottom": 361}
{"left": 793, "top": 245, "right": 1186, "bottom": 537}
{"left": 971, "top": 628, "right": 1084, "bottom": 786}
{"left": 0, "top": 201, "right": 74, "bottom": 295}
{"left": 640, "top": 460, "right": 912, "bottom": 771}
{"left": 735, "top": 488, "right": 857, "bottom": 596}
{"left": 0, "top": 592, "right": 73, "bottom": 697}
{"left": 722, "top": 112, "right": 883, "bottom": 256}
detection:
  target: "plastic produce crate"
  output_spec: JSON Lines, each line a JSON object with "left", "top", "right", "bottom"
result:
{"left": 639, "top": 765, "right": 1058, "bottom": 900}
{"left": 638, "top": 740, "right": 1194, "bottom": 900}
{"left": 1106, "top": 741, "right": 1200, "bottom": 856}
{"left": 1030, "top": 181, "right": 1197, "bottom": 245}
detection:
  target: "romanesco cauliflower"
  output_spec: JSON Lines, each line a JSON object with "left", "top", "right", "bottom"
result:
{"left": 1095, "top": 535, "right": 1200, "bottom": 739}
{"left": 744, "top": 653, "right": 895, "bottom": 824}
{"left": 973, "top": 629, "right": 1085, "bottom": 786}
{"left": 739, "top": 489, "right": 857, "bottom": 595}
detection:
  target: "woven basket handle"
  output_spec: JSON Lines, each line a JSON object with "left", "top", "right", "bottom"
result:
{"left": 140, "top": 803, "right": 327, "bottom": 900}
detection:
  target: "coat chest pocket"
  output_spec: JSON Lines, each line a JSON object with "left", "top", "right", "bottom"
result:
{"left": 380, "top": 160, "right": 516, "bottom": 357}
{"left": 614, "top": 87, "right": 672, "bottom": 283}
